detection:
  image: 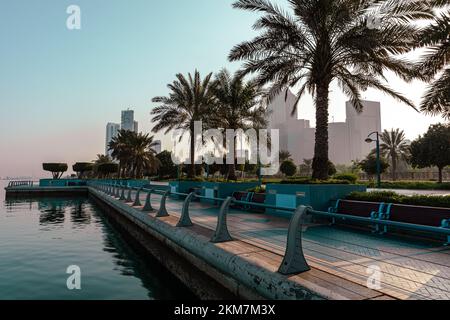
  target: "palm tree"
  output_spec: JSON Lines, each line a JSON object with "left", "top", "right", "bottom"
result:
{"left": 380, "top": 129, "right": 410, "bottom": 181}
{"left": 93, "top": 154, "right": 113, "bottom": 178}
{"left": 109, "top": 130, "right": 134, "bottom": 178}
{"left": 415, "top": 0, "right": 450, "bottom": 119}
{"left": 151, "top": 70, "right": 216, "bottom": 178}
{"left": 229, "top": 0, "right": 432, "bottom": 180}
{"left": 211, "top": 69, "right": 267, "bottom": 180}
{"left": 128, "top": 133, "right": 160, "bottom": 178}
{"left": 109, "top": 130, "right": 160, "bottom": 178}
{"left": 279, "top": 150, "right": 293, "bottom": 162}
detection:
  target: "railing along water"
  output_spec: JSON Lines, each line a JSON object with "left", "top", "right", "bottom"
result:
{"left": 89, "top": 181, "right": 311, "bottom": 275}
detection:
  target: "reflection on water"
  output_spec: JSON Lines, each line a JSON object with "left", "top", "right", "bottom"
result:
{"left": 0, "top": 183, "right": 195, "bottom": 300}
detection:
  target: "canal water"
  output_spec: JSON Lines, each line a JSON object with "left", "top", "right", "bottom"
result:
{"left": 0, "top": 181, "right": 195, "bottom": 300}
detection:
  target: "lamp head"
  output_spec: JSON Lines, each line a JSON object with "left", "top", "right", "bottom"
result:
{"left": 365, "top": 138, "right": 373, "bottom": 144}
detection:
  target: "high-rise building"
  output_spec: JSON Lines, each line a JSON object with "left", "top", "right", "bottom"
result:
{"left": 153, "top": 140, "right": 162, "bottom": 154}
{"left": 133, "top": 121, "right": 139, "bottom": 133}
{"left": 121, "top": 109, "right": 136, "bottom": 132}
{"left": 268, "top": 89, "right": 382, "bottom": 165}
{"left": 105, "top": 123, "right": 120, "bottom": 157}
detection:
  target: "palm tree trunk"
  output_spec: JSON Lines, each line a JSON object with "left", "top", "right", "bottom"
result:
{"left": 312, "top": 82, "right": 330, "bottom": 180}
{"left": 188, "top": 124, "right": 195, "bottom": 179}
{"left": 227, "top": 137, "right": 237, "bottom": 181}
{"left": 391, "top": 154, "right": 397, "bottom": 181}
{"left": 438, "top": 166, "right": 443, "bottom": 184}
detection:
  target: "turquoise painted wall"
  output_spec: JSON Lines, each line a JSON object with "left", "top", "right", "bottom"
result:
{"left": 265, "top": 184, "right": 366, "bottom": 217}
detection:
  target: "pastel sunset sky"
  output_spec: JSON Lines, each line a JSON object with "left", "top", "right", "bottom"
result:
{"left": 0, "top": 0, "right": 446, "bottom": 177}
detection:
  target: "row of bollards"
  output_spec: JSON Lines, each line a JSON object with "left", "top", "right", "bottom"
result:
{"left": 91, "top": 182, "right": 311, "bottom": 275}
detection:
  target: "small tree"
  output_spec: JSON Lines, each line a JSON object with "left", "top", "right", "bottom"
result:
{"left": 279, "top": 150, "right": 293, "bottom": 162}
{"left": 358, "top": 155, "right": 389, "bottom": 180}
{"left": 327, "top": 161, "right": 337, "bottom": 177}
{"left": 156, "top": 151, "right": 178, "bottom": 179}
{"left": 43, "top": 163, "right": 68, "bottom": 179}
{"left": 97, "top": 163, "right": 119, "bottom": 178}
{"left": 280, "top": 160, "right": 297, "bottom": 177}
{"left": 410, "top": 124, "right": 450, "bottom": 183}
{"left": 72, "top": 162, "right": 94, "bottom": 179}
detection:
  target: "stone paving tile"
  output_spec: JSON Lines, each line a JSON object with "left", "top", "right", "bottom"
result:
{"left": 120, "top": 192, "right": 450, "bottom": 300}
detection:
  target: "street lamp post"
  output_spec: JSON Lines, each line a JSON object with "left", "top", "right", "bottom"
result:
{"left": 365, "top": 132, "right": 381, "bottom": 188}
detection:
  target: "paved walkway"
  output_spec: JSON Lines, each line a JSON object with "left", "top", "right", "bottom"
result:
{"left": 133, "top": 190, "right": 450, "bottom": 300}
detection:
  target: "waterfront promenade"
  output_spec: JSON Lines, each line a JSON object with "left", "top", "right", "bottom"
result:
{"left": 110, "top": 187, "right": 450, "bottom": 300}
{"left": 5, "top": 183, "right": 450, "bottom": 300}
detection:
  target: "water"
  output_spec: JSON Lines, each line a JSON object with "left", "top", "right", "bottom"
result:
{"left": 0, "top": 181, "right": 195, "bottom": 300}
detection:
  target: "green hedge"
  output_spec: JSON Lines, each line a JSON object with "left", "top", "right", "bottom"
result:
{"left": 363, "top": 181, "right": 450, "bottom": 190}
{"left": 333, "top": 173, "right": 358, "bottom": 184}
{"left": 346, "top": 191, "right": 450, "bottom": 208}
{"left": 280, "top": 177, "right": 352, "bottom": 185}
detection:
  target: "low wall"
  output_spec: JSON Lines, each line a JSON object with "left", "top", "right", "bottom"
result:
{"left": 88, "top": 187, "right": 323, "bottom": 300}
{"left": 169, "top": 181, "right": 259, "bottom": 203}
{"left": 265, "top": 184, "right": 367, "bottom": 217}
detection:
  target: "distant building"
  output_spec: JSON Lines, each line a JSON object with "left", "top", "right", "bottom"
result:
{"left": 105, "top": 109, "right": 139, "bottom": 157}
{"left": 105, "top": 123, "right": 120, "bottom": 157}
{"left": 153, "top": 140, "right": 162, "bottom": 154}
{"left": 121, "top": 109, "right": 137, "bottom": 132}
{"left": 268, "top": 89, "right": 382, "bottom": 165}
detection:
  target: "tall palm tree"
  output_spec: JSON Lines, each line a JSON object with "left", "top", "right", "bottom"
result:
{"left": 229, "top": 0, "right": 432, "bottom": 180}
{"left": 109, "top": 130, "right": 134, "bottom": 178}
{"left": 211, "top": 69, "right": 267, "bottom": 180}
{"left": 151, "top": 70, "right": 216, "bottom": 178}
{"left": 109, "top": 130, "right": 160, "bottom": 178}
{"left": 128, "top": 133, "right": 160, "bottom": 178}
{"left": 415, "top": 0, "right": 450, "bottom": 119}
{"left": 380, "top": 129, "right": 410, "bottom": 181}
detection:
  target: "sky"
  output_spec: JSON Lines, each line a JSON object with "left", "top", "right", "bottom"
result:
{"left": 0, "top": 0, "right": 447, "bottom": 178}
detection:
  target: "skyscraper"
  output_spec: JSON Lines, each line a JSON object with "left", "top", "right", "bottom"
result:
{"left": 268, "top": 89, "right": 382, "bottom": 165}
{"left": 121, "top": 109, "right": 135, "bottom": 132}
{"left": 105, "top": 123, "right": 120, "bottom": 157}
{"left": 153, "top": 140, "right": 162, "bottom": 154}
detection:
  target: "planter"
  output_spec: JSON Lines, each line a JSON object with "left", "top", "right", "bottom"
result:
{"left": 265, "top": 184, "right": 367, "bottom": 218}
{"left": 168, "top": 181, "right": 260, "bottom": 203}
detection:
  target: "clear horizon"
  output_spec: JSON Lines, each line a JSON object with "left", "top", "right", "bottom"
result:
{"left": 0, "top": 0, "right": 447, "bottom": 178}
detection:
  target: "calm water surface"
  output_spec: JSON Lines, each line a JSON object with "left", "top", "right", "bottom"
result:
{"left": 0, "top": 181, "right": 195, "bottom": 300}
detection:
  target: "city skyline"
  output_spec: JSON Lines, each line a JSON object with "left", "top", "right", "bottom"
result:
{"left": 0, "top": 0, "right": 447, "bottom": 177}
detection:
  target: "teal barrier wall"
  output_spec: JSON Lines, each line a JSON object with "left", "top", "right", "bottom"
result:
{"left": 265, "top": 184, "right": 366, "bottom": 217}
{"left": 39, "top": 179, "right": 149, "bottom": 187}
{"left": 39, "top": 179, "right": 86, "bottom": 187}
{"left": 201, "top": 182, "right": 259, "bottom": 202}
{"left": 168, "top": 181, "right": 259, "bottom": 203}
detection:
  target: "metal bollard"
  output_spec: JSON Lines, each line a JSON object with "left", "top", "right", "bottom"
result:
{"left": 278, "top": 206, "right": 311, "bottom": 275}
{"left": 210, "top": 197, "right": 233, "bottom": 243}
{"left": 133, "top": 188, "right": 143, "bottom": 206}
{"left": 119, "top": 186, "right": 126, "bottom": 201}
{"left": 156, "top": 190, "right": 170, "bottom": 217}
{"left": 126, "top": 187, "right": 133, "bottom": 203}
{"left": 142, "top": 190, "right": 154, "bottom": 212}
{"left": 176, "top": 192, "right": 195, "bottom": 227}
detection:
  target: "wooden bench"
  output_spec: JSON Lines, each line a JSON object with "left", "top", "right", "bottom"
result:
{"left": 248, "top": 193, "right": 266, "bottom": 213}
{"left": 328, "top": 200, "right": 450, "bottom": 243}
{"left": 380, "top": 203, "right": 449, "bottom": 237}
{"left": 328, "top": 199, "right": 385, "bottom": 221}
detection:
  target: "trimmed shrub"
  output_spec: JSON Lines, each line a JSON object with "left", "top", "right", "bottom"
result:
{"left": 346, "top": 191, "right": 450, "bottom": 208}
{"left": 333, "top": 173, "right": 358, "bottom": 184}
{"left": 280, "top": 160, "right": 297, "bottom": 177}
{"left": 72, "top": 162, "right": 94, "bottom": 179}
{"left": 363, "top": 181, "right": 450, "bottom": 190}
{"left": 97, "top": 163, "right": 119, "bottom": 177}
{"left": 43, "top": 163, "right": 68, "bottom": 179}
{"left": 280, "top": 178, "right": 351, "bottom": 185}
